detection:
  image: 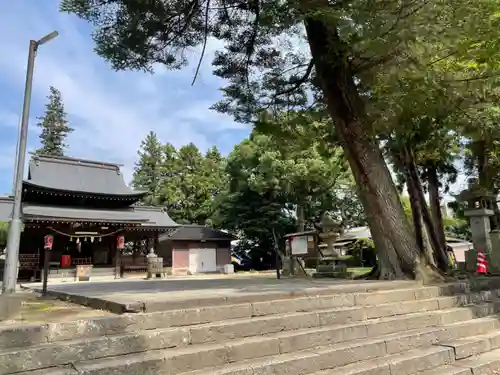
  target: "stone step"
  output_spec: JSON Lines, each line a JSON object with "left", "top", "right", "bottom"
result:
{"left": 416, "top": 365, "right": 473, "bottom": 375}
{"left": 451, "top": 347, "right": 500, "bottom": 374}
{"left": 43, "top": 280, "right": 421, "bottom": 313}
{"left": 12, "top": 332, "right": 456, "bottom": 375}
{"left": 440, "top": 316, "right": 500, "bottom": 341}
{"left": 0, "top": 283, "right": 487, "bottom": 351}
{"left": 440, "top": 330, "right": 500, "bottom": 360}
{"left": 312, "top": 346, "right": 456, "bottom": 375}
{"left": 142, "top": 282, "right": 467, "bottom": 313}
{"left": 5, "top": 309, "right": 498, "bottom": 375}
{"left": 324, "top": 321, "right": 500, "bottom": 375}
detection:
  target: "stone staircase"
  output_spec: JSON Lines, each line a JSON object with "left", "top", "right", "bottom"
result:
{"left": 3, "top": 280, "right": 500, "bottom": 375}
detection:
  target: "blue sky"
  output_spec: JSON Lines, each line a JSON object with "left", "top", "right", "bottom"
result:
{"left": 0, "top": 1, "right": 250, "bottom": 194}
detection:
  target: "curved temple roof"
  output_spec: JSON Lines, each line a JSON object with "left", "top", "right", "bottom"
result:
{"left": 25, "top": 154, "right": 146, "bottom": 197}
{"left": 0, "top": 197, "right": 178, "bottom": 228}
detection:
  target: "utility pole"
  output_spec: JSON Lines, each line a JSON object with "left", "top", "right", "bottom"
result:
{"left": 2, "top": 31, "right": 59, "bottom": 294}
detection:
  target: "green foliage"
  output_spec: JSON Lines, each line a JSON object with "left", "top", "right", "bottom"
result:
{"left": 443, "top": 216, "right": 471, "bottom": 241}
{"left": 132, "top": 134, "right": 227, "bottom": 225}
{"left": 350, "top": 238, "right": 377, "bottom": 268}
{"left": 160, "top": 144, "right": 227, "bottom": 225}
{"left": 36, "top": 86, "right": 73, "bottom": 157}
{"left": 132, "top": 131, "right": 164, "bottom": 206}
{"left": 214, "top": 116, "right": 365, "bottom": 263}
{"left": 0, "top": 222, "right": 8, "bottom": 247}
{"left": 400, "top": 196, "right": 412, "bottom": 220}
{"left": 220, "top": 121, "right": 363, "bottom": 228}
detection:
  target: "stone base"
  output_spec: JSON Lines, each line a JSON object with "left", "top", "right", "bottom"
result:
{"left": 0, "top": 294, "right": 23, "bottom": 321}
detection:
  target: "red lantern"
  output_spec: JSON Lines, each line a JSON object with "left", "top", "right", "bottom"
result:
{"left": 44, "top": 235, "right": 54, "bottom": 250}
{"left": 117, "top": 235, "right": 125, "bottom": 250}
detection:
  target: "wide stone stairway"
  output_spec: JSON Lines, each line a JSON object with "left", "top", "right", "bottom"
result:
{"left": 4, "top": 280, "right": 500, "bottom": 375}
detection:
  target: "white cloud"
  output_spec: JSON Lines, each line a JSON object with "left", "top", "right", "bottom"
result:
{"left": 0, "top": 1, "right": 249, "bottom": 187}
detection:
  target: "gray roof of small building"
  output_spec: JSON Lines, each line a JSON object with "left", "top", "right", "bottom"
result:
{"left": 159, "top": 225, "right": 236, "bottom": 242}
{"left": 25, "top": 154, "right": 145, "bottom": 196}
{"left": 134, "top": 206, "right": 178, "bottom": 227}
{"left": 0, "top": 197, "right": 178, "bottom": 227}
{"left": 337, "top": 226, "right": 372, "bottom": 241}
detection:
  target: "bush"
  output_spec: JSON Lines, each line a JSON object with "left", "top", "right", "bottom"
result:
{"left": 349, "top": 238, "right": 377, "bottom": 267}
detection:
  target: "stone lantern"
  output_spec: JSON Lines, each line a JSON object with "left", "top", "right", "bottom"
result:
{"left": 456, "top": 178, "right": 495, "bottom": 271}
{"left": 315, "top": 212, "right": 347, "bottom": 278}
{"left": 318, "top": 212, "right": 342, "bottom": 258}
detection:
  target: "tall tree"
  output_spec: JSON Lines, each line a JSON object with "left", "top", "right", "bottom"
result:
{"left": 61, "top": 0, "right": 500, "bottom": 279}
{"left": 215, "top": 122, "right": 356, "bottom": 264}
{"left": 159, "top": 143, "right": 226, "bottom": 224}
{"left": 36, "top": 86, "right": 73, "bottom": 156}
{"left": 132, "top": 131, "right": 164, "bottom": 205}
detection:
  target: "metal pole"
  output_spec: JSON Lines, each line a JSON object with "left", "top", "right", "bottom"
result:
{"left": 41, "top": 248, "right": 51, "bottom": 296}
{"left": 12, "top": 117, "right": 22, "bottom": 196}
{"left": 2, "top": 40, "right": 38, "bottom": 294}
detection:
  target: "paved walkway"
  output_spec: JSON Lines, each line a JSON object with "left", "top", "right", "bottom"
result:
{"left": 23, "top": 275, "right": 416, "bottom": 313}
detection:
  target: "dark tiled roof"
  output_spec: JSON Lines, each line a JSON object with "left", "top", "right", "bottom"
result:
{"left": 23, "top": 205, "right": 149, "bottom": 223}
{"left": 134, "top": 206, "right": 178, "bottom": 227}
{"left": 0, "top": 197, "right": 178, "bottom": 227}
{"left": 25, "top": 154, "right": 145, "bottom": 197}
{"left": 159, "top": 225, "right": 236, "bottom": 242}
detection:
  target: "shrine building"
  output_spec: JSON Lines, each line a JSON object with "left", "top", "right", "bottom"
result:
{"left": 0, "top": 153, "right": 234, "bottom": 281}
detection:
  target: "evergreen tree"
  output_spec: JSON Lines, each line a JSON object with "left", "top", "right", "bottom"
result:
{"left": 132, "top": 131, "right": 164, "bottom": 205}
{"left": 36, "top": 86, "right": 73, "bottom": 156}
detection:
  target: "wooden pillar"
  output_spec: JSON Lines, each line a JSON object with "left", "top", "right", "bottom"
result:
{"left": 113, "top": 237, "right": 121, "bottom": 279}
{"left": 154, "top": 232, "right": 159, "bottom": 252}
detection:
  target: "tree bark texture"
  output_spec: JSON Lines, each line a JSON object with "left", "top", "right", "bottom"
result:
{"left": 426, "top": 163, "right": 447, "bottom": 251}
{"left": 406, "top": 170, "right": 424, "bottom": 252}
{"left": 403, "top": 148, "right": 449, "bottom": 272}
{"left": 296, "top": 204, "right": 305, "bottom": 232}
{"left": 302, "top": 8, "right": 423, "bottom": 279}
{"left": 405, "top": 163, "right": 436, "bottom": 267}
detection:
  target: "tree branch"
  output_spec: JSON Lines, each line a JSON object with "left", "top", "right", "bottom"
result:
{"left": 273, "top": 60, "right": 314, "bottom": 97}
{"left": 191, "top": 0, "right": 211, "bottom": 85}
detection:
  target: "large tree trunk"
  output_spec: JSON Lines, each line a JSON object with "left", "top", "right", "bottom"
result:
{"left": 302, "top": 10, "right": 437, "bottom": 280}
{"left": 405, "top": 162, "right": 436, "bottom": 267}
{"left": 296, "top": 204, "right": 305, "bottom": 232}
{"left": 406, "top": 170, "right": 425, "bottom": 252}
{"left": 426, "top": 163, "right": 447, "bottom": 251}
{"left": 403, "top": 148, "right": 449, "bottom": 272}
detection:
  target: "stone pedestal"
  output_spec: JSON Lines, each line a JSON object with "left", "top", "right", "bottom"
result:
{"left": 465, "top": 208, "right": 493, "bottom": 253}
{"left": 147, "top": 256, "right": 164, "bottom": 279}
{"left": 281, "top": 256, "right": 292, "bottom": 276}
{"left": 465, "top": 249, "right": 477, "bottom": 272}
{"left": 490, "top": 229, "right": 500, "bottom": 273}
{"left": 465, "top": 208, "right": 493, "bottom": 265}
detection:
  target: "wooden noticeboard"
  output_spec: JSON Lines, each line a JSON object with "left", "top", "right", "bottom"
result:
{"left": 76, "top": 265, "right": 93, "bottom": 282}
{"left": 290, "top": 236, "right": 309, "bottom": 255}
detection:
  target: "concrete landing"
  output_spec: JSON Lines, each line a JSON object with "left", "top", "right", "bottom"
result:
{"left": 23, "top": 276, "right": 417, "bottom": 313}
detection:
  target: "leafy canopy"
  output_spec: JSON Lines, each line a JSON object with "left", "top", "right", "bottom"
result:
{"left": 36, "top": 86, "right": 74, "bottom": 157}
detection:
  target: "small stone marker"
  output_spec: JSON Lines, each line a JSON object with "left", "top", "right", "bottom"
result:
{"left": 76, "top": 264, "right": 93, "bottom": 282}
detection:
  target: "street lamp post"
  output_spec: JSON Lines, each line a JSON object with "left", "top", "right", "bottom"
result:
{"left": 2, "top": 31, "right": 59, "bottom": 294}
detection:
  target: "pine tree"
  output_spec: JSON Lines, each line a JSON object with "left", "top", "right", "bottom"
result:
{"left": 132, "top": 131, "right": 164, "bottom": 205}
{"left": 36, "top": 86, "right": 73, "bottom": 156}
